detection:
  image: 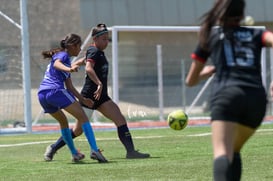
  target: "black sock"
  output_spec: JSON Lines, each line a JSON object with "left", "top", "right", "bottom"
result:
{"left": 52, "top": 129, "right": 77, "bottom": 151}
{"left": 230, "top": 152, "right": 242, "bottom": 181}
{"left": 117, "top": 124, "right": 135, "bottom": 152}
{"left": 213, "top": 155, "right": 231, "bottom": 181}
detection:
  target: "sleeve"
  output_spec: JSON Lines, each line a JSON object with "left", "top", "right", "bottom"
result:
{"left": 86, "top": 47, "right": 100, "bottom": 64}
{"left": 53, "top": 52, "right": 71, "bottom": 79}
{"left": 53, "top": 52, "right": 66, "bottom": 63}
{"left": 191, "top": 45, "right": 210, "bottom": 64}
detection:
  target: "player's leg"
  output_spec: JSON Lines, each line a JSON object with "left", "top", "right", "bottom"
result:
{"left": 38, "top": 90, "right": 79, "bottom": 161}
{"left": 211, "top": 121, "right": 235, "bottom": 181}
{"left": 50, "top": 109, "right": 84, "bottom": 162}
{"left": 44, "top": 126, "right": 80, "bottom": 161}
{"left": 97, "top": 100, "right": 134, "bottom": 151}
{"left": 65, "top": 101, "right": 107, "bottom": 162}
{"left": 44, "top": 107, "right": 95, "bottom": 161}
{"left": 231, "top": 124, "right": 255, "bottom": 181}
{"left": 229, "top": 87, "right": 267, "bottom": 180}
{"left": 212, "top": 122, "right": 256, "bottom": 181}
{"left": 97, "top": 100, "right": 150, "bottom": 159}
{"left": 65, "top": 103, "right": 97, "bottom": 151}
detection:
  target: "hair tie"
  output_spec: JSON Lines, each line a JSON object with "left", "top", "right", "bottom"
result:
{"left": 60, "top": 40, "right": 66, "bottom": 48}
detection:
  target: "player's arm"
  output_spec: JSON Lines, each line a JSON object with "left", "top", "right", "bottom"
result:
{"left": 65, "top": 77, "right": 93, "bottom": 108}
{"left": 263, "top": 31, "right": 273, "bottom": 47}
{"left": 85, "top": 60, "right": 102, "bottom": 100}
{"left": 72, "top": 57, "right": 86, "bottom": 67}
{"left": 186, "top": 45, "right": 215, "bottom": 87}
{"left": 85, "top": 60, "right": 102, "bottom": 85}
{"left": 186, "top": 60, "right": 215, "bottom": 87}
{"left": 54, "top": 59, "right": 79, "bottom": 72}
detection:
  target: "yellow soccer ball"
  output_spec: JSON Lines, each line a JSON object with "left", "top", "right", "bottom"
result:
{"left": 167, "top": 110, "right": 188, "bottom": 130}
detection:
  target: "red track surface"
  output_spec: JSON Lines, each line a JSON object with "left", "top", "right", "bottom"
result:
{"left": 31, "top": 116, "right": 273, "bottom": 132}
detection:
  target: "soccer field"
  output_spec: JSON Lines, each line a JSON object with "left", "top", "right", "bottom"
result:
{"left": 1, "top": 124, "right": 273, "bottom": 181}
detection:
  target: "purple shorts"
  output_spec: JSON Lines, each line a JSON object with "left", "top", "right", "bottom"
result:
{"left": 38, "top": 89, "right": 76, "bottom": 113}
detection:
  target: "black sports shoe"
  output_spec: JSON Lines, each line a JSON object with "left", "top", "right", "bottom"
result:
{"left": 90, "top": 149, "right": 108, "bottom": 163}
{"left": 126, "top": 150, "right": 150, "bottom": 159}
{"left": 44, "top": 144, "right": 57, "bottom": 161}
{"left": 72, "top": 151, "right": 85, "bottom": 163}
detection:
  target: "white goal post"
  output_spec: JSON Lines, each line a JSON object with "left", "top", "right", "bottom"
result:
{"left": 0, "top": 0, "right": 31, "bottom": 133}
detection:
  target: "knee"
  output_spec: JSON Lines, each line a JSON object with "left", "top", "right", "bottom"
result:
{"left": 109, "top": 113, "right": 126, "bottom": 126}
{"left": 73, "top": 127, "right": 83, "bottom": 136}
{"left": 114, "top": 118, "right": 127, "bottom": 127}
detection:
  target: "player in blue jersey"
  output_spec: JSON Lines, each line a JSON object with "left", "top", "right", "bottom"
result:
{"left": 38, "top": 33, "right": 107, "bottom": 163}
{"left": 44, "top": 24, "right": 150, "bottom": 161}
{"left": 186, "top": 0, "right": 273, "bottom": 180}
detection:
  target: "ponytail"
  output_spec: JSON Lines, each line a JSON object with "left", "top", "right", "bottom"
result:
{"left": 41, "top": 48, "right": 63, "bottom": 59}
{"left": 199, "top": 0, "right": 244, "bottom": 49}
{"left": 199, "top": 0, "right": 231, "bottom": 49}
{"left": 41, "top": 33, "right": 82, "bottom": 59}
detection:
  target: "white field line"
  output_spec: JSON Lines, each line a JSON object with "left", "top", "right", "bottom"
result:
{"left": 0, "top": 128, "right": 272, "bottom": 148}
{"left": 0, "top": 140, "right": 54, "bottom": 148}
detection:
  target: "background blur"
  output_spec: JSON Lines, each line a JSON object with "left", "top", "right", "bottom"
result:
{"left": 1, "top": 0, "right": 273, "bottom": 126}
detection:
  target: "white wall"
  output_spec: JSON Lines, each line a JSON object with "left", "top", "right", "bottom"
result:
{"left": 80, "top": 0, "right": 273, "bottom": 28}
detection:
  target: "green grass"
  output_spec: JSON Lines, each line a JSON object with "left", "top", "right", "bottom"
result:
{"left": 1, "top": 124, "right": 273, "bottom": 181}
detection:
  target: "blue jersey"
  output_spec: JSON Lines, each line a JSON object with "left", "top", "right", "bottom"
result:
{"left": 39, "top": 51, "right": 71, "bottom": 91}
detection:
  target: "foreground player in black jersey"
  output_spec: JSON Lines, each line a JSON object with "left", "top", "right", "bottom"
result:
{"left": 44, "top": 24, "right": 150, "bottom": 161}
{"left": 186, "top": 0, "right": 273, "bottom": 180}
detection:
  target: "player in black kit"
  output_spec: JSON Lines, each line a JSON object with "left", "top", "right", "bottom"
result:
{"left": 44, "top": 24, "right": 150, "bottom": 161}
{"left": 186, "top": 0, "right": 273, "bottom": 180}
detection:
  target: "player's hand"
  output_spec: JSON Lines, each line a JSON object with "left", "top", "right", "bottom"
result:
{"left": 81, "top": 98, "right": 94, "bottom": 108}
{"left": 201, "top": 65, "right": 215, "bottom": 77}
{"left": 198, "top": 65, "right": 215, "bottom": 81}
{"left": 70, "top": 64, "right": 79, "bottom": 72}
{"left": 73, "top": 57, "right": 86, "bottom": 66}
{"left": 94, "top": 84, "right": 102, "bottom": 100}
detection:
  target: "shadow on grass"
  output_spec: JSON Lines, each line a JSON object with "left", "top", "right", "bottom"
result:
{"left": 70, "top": 160, "right": 117, "bottom": 165}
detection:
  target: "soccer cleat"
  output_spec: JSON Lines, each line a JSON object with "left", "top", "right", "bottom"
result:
{"left": 72, "top": 151, "right": 85, "bottom": 163}
{"left": 126, "top": 150, "right": 150, "bottom": 159}
{"left": 44, "top": 144, "right": 57, "bottom": 161}
{"left": 90, "top": 149, "right": 108, "bottom": 163}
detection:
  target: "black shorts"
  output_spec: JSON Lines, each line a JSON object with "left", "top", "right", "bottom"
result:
{"left": 81, "top": 92, "right": 111, "bottom": 110}
{"left": 210, "top": 86, "right": 267, "bottom": 129}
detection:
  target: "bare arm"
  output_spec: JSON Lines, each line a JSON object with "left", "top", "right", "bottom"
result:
{"left": 264, "top": 31, "right": 273, "bottom": 47}
{"left": 85, "top": 61, "right": 102, "bottom": 85}
{"left": 85, "top": 61, "right": 103, "bottom": 100}
{"left": 54, "top": 58, "right": 93, "bottom": 107}
{"left": 65, "top": 77, "right": 93, "bottom": 107}
{"left": 186, "top": 60, "right": 215, "bottom": 87}
{"left": 72, "top": 57, "right": 86, "bottom": 67}
{"left": 53, "top": 59, "right": 79, "bottom": 72}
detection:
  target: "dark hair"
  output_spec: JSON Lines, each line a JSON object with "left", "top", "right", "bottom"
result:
{"left": 199, "top": 0, "right": 245, "bottom": 49}
{"left": 91, "top": 23, "right": 108, "bottom": 38}
{"left": 42, "top": 33, "right": 82, "bottom": 59}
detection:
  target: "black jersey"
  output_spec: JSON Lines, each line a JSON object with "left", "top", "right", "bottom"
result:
{"left": 81, "top": 45, "right": 109, "bottom": 98}
{"left": 192, "top": 26, "right": 268, "bottom": 89}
